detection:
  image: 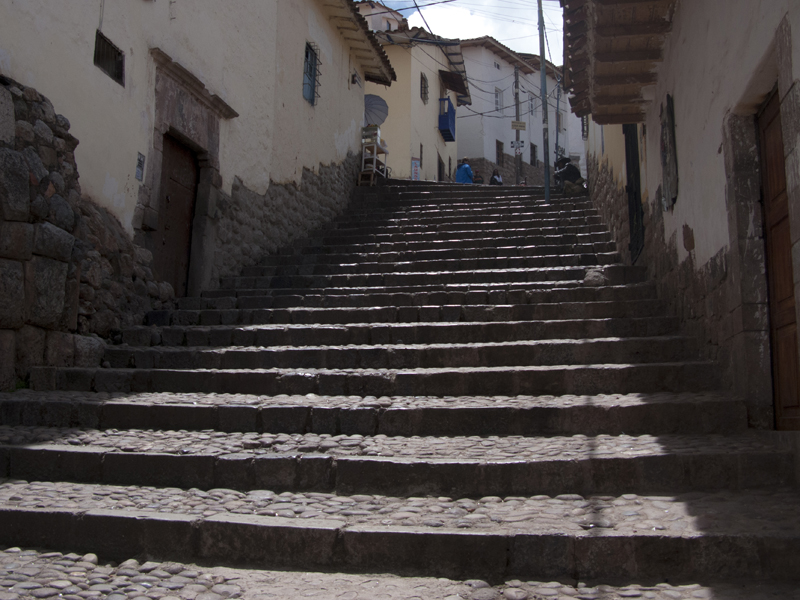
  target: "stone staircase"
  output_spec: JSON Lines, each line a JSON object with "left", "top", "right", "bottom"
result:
{"left": 1, "top": 183, "right": 799, "bottom": 594}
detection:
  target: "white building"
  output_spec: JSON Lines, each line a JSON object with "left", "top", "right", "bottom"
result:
{"left": 356, "top": 3, "right": 471, "bottom": 181}
{"left": 0, "top": 0, "right": 394, "bottom": 295}
{"left": 457, "top": 36, "right": 585, "bottom": 184}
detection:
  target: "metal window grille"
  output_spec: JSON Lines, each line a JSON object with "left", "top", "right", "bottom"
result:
{"left": 420, "top": 73, "right": 429, "bottom": 104}
{"left": 495, "top": 88, "right": 503, "bottom": 115}
{"left": 303, "top": 42, "right": 322, "bottom": 106}
{"left": 94, "top": 30, "right": 124, "bottom": 86}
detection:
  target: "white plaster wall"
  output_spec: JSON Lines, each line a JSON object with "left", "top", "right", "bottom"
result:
{"left": 0, "top": 0, "right": 369, "bottom": 234}
{"left": 643, "top": 0, "right": 793, "bottom": 266}
{"left": 271, "top": 0, "right": 366, "bottom": 184}
{"left": 365, "top": 42, "right": 458, "bottom": 180}
{"left": 457, "top": 45, "right": 576, "bottom": 170}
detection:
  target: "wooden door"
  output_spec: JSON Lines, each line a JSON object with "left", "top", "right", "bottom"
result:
{"left": 758, "top": 90, "right": 800, "bottom": 430}
{"left": 154, "top": 135, "right": 198, "bottom": 298}
{"left": 623, "top": 124, "right": 644, "bottom": 264}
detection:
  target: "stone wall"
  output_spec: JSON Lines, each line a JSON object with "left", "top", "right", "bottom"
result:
{"left": 587, "top": 143, "right": 771, "bottom": 427}
{"left": 210, "top": 154, "right": 360, "bottom": 286}
{"left": 467, "top": 153, "right": 547, "bottom": 186}
{"left": 0, "top": 77, "right": 175, "bottom": 390}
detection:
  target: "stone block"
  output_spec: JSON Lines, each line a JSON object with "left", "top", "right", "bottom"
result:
{"left": 21, "top": 146, "right": 48, "bottom": 185}
{"left": 47, "top": 194, "right": 75, "bottom": 232}
{"left": 25, "top": 256, "right": 68, "bottom": 328}
{"left": 73, "top": 335, "right": 106, "bottom": 368}
{"left": 0, "top": 221, "right": 33, "bottom": 261}
{"left": 45, "top": 331, "right": 74, "bottom": 367}
{"left": 15, "top": 121, "right": 34, "bottom": 144}
{"left": 0, "top": 330, "right": 15, "bottom": 391}
{"left": 198, "top": 513, "right": 339, "bottom": 568}
{"left": 33, "top": 221, "right": 75, "bottom": 261}
{"left": 0, "top": 258, "right": 25, "bottom": 329}
{"left": 0, "top": 86, "right": 14, "bottom": 144}
{"left": 15, "top": 325, "right": 46, "bottom": 379}
{"left": 0, "top": 147, "right": 30, "bottom": 221}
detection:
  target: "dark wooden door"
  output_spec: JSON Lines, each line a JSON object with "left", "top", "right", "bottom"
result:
{"left": 154, "top": 135, "right": 198, "bottom": 298}
{"left": 759, "top": 90, "right": 800, "bottom": 430}
{"left": 623, "top": 124, "right": 644, "bottom": 264}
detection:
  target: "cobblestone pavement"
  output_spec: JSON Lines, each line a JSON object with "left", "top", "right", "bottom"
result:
{"left": 1, "top": 547, "right": 798, "bottom": 600}
{"left": 2, "top": 480, "right": 799, "bottom": 537}
{"left": 0, "top": 391, "right": 731, "bottom": 410}
{"left": 0, "top": 425, "right": 777, "bottom": 460}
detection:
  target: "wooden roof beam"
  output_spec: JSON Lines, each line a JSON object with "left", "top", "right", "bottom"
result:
{"left": 594, "top": 72, "right": 658, "bottom": 86}
{"left": 596, "top": 20, "right": 672, "bottom": 38}
{"left": 593, "top": 94, "right": 645, "bottom": 105}
{"left": 593, "top": 111, "right": 646, "bottom": 124}
{"left": 595, "top": 49, "right": 662, "bottom": 62}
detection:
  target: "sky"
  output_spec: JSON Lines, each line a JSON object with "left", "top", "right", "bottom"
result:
{"left": 376, "top": 0, "right": 565, "bottom": 66}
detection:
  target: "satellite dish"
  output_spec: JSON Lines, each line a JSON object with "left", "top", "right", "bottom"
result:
{"left": 364, "top": 94, "right": 389, "bottom": 126}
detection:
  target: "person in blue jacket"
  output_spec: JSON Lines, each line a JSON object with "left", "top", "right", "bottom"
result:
{"left": 455, "top": 158, "right": 473, "bottom": 184}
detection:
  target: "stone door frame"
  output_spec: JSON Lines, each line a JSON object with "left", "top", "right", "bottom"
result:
{"left": 133, "top": 48, "right": 238, "bottom": 297}
{"left": 722, "top": 14, "right": 800, "bottom": 428}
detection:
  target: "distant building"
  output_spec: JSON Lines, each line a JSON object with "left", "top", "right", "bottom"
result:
{"left": 356, "top": 3, "right": 471, "bottom": 181}
{"left": 457, "top": 36, "right": 585, "bottom": 185}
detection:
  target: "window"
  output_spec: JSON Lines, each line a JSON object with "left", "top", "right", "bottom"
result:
{"left": 494, "top": 61, "right": 500, "bottom": 70}
{"left": 529, "top": 92, "right": 536, "bottom": 117}
{"left": 448, "top": 156, "right": 452, "bottom": 179}
{"left": 556, "top": 111, "right": 564, "bottom": 131}
{"left": 303, "top": 43, "right": 321, "bottom": 105}
{"left": 495, "top": 88, "right": 503, "bottom": 115}
{"left": 420, "top": 73, "right": 429, "bottom": 104}
{"left": 420, "top": 144, "right": 423, "bottom": 168}
{"left": 531, "top": 143, "right": 538, "bottom": 166}
{"left": 94, "top": 30, "right": 124, "bottom": 86}
{"left": 385, "top": 20, "right": 392, "bottom": 31}
{"left": 496, "top": 140, "right": 504, "bottom": 167}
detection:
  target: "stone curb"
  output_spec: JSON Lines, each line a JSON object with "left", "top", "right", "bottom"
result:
{"left": 0, "top": 506, "right": 797, "bottom": 582}
{"left": 0, "top": 442, "right": 791, "bottom": 496}
{"left": 0, "top": 394, "right": 747, "bottom": 436}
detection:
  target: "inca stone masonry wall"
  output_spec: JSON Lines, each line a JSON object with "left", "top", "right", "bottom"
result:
{"left": 209, "top": 154, "right": 360, "bottom": 287}
{"left": 0, "top": 77, "right": 175, "bottom": 391}
{"left": 587, "top": 145, "right": 770, "bottom": 427}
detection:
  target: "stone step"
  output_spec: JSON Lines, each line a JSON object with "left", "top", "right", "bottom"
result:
{"left": 0, "top": 390, "right": 749, "bottom": 436}
{"left": 327, "top": 209, "right": 603, "bottom": 229}
{"left": 5, "top": 548, "right": 797, "bottom": 600}
{"left": 302, "top": 228, "right": 614, "bottom": 248}
{"left": 151, "top": 299, "right": 668, "bottom": 328}
{"left": 239, "top": 252, "right": 621, "bottom": 278}
{"left": 3, "top": 487, "right": 798, "bottom": 582}
{"left": 0, "top": 427, "right": 790, "bottom": 496}
{"left": 197, "top": 282, "right": 659, "bottom": 305}
{"left": 343, "top": 198, "right": 593, "bottom": 217}
{"left": 103, "top": 336, "right": 699, "bottom": 372}
{"left": 30, "top": 361, "right": 720, "bottom": 397}
{"left": 318, "top": 221, "right": 608, "bottom": 239}
{"left": 219, "top": 265, "right": 648, "bottom": 292}
{"left": 259, "top": 241, "right": 619, "bottom": 265}
{"left": 122, "top": 316, "right": 680, "bottom": 348}
{"left": 279, "top": 232, "right": 615, "bottom": 255}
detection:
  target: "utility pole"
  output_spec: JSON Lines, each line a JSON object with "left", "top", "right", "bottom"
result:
{"left": 514, "top": 65, "right": 521, "bottom": 185}
{"left": 538, "top": 0, "right": 551, "bottom": 203}
{"left": 554, "top": 77, "right": 562, "bottom": 163}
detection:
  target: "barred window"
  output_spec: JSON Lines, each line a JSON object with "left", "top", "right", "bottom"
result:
{"left": 94, "top": 30, "right": 124, "bottom": 86}
{"left": 420, "top": 73, "right": 429, "bottom": 104}
{"left": 495, "top": 88, "right": 504, "bottom": 115}
{"left": 303, "top": 43, "right": 321, "bottom": 105}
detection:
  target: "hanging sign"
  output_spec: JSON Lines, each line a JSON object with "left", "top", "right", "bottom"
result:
{"left": 411, "top": 158, "right": 421, "bottom": 181}
{"left": 511, "top": 121, "right": 527, "bottom": 131}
